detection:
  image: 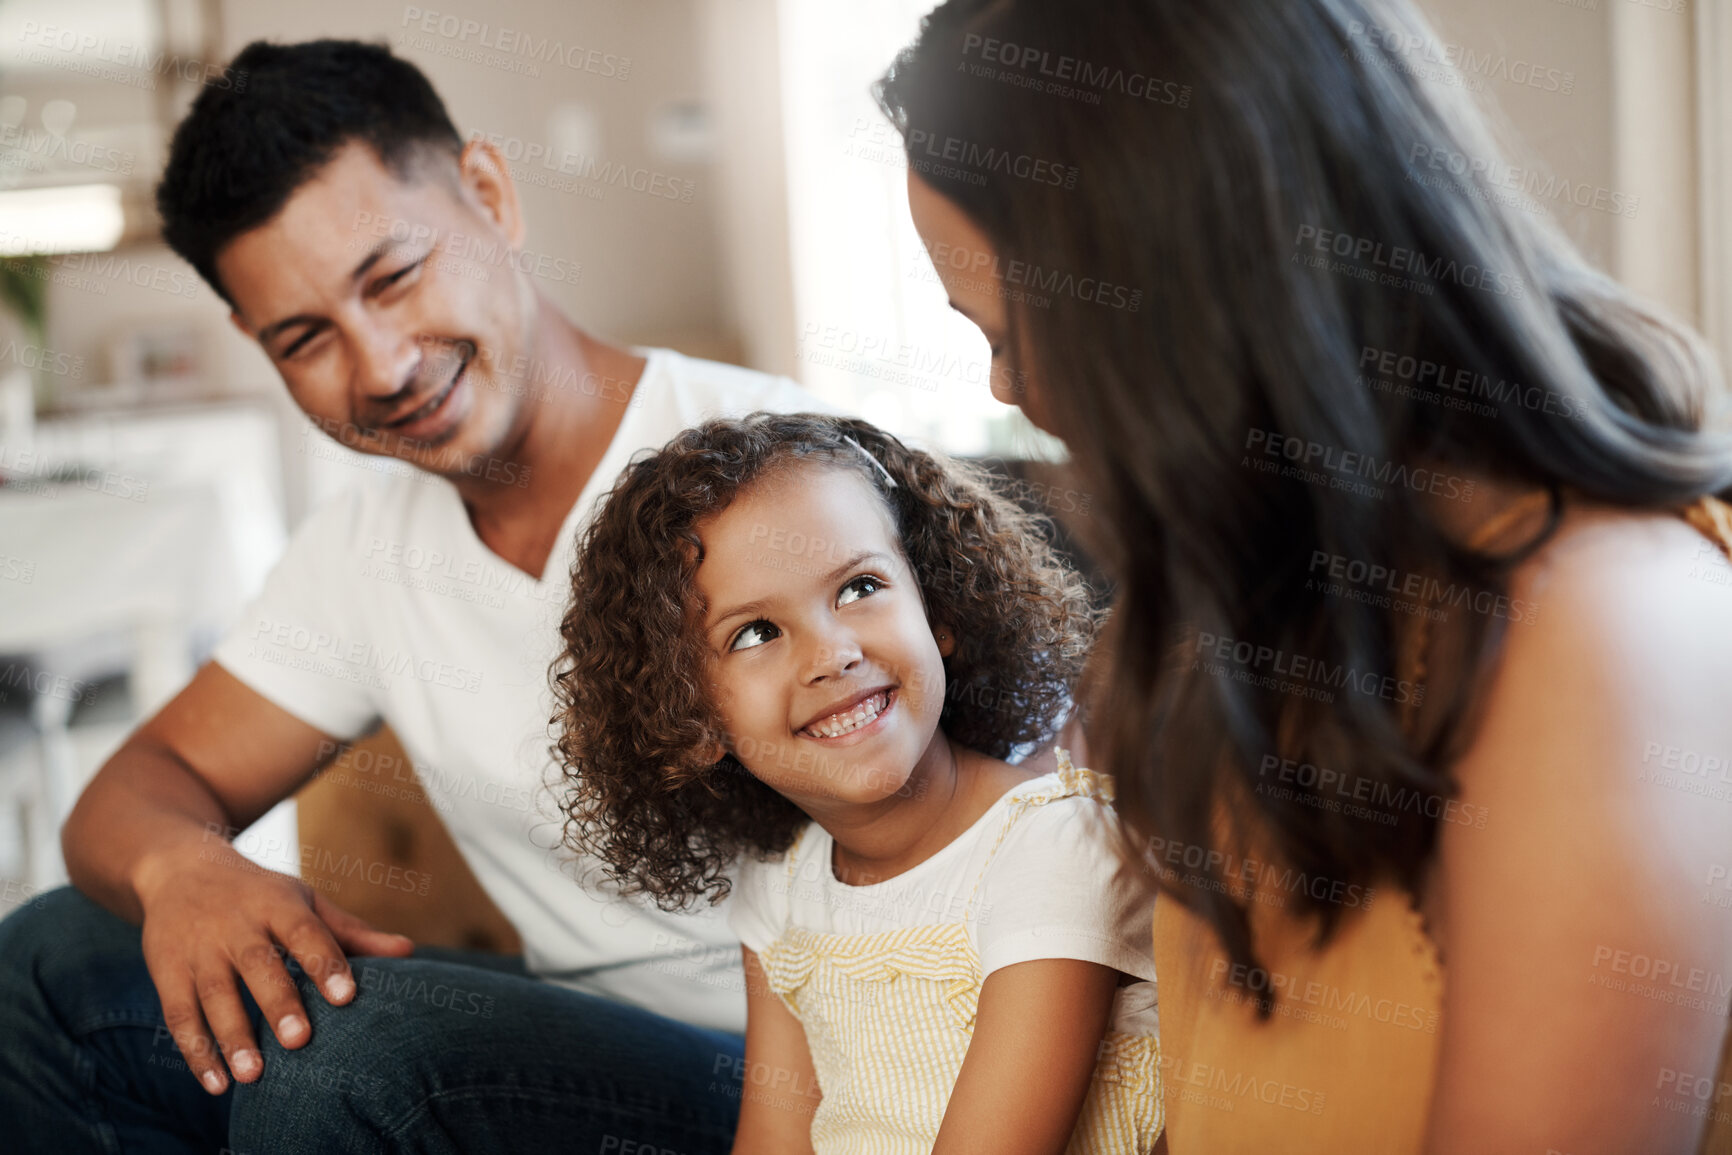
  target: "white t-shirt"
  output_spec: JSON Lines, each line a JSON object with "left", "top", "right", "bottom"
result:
{"left": 729, "top": 770, "right": 1160, "bottom": 1034}
{"left": 213, "top": 348, "right": 840, "bottom": 1034}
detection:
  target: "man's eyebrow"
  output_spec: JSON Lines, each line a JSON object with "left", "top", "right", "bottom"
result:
{"left": 705, "top": 549, "right": 888, "bottom": 635}
{"left": 255, "top": 238, "right": 401, "bottom": 346}
{"left": 947, "top": 297, "right": 979, "bottom": 323}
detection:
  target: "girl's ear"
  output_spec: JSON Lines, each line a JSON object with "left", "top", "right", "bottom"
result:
{"left": 699, "top": 740, "right": 727, "bottom": 765}
{"left": 933, "top": 624, "right": 957, "bottom": 658}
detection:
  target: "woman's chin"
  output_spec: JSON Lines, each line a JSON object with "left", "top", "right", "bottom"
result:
{"left": 995, "top": 384, "right": 1059, "bottom": 436}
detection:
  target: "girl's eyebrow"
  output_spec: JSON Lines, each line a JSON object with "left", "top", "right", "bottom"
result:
{"left": 705, "top": 549, "right": 889, "bottom": 636}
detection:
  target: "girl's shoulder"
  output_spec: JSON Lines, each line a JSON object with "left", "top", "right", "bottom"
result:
{"left": 728, "top": 821, "right": 824, "bottom": 953}
{"left": 978, "top": 752, "right": 1131, "bottom": 872}
{"left": 741, "top": 820, "right": 826, "bottom": 877}
{"left": 988, "top": 749, "right": 1117, "bottom": 823}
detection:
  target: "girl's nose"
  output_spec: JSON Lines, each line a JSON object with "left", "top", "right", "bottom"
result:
{"left": 801, "top": 631, "right": 863, "bottom": 683}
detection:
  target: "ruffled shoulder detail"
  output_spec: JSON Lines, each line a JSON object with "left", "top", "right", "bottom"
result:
{"left": 1046, "top": 747, "right": 1115, "bottom": 805}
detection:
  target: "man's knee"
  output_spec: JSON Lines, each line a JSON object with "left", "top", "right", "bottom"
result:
{"left": 231, "top": 957, "right": 439, "bottom": 1135}
{"left": 0, "top": 886, "right": 140, "bottom": 999}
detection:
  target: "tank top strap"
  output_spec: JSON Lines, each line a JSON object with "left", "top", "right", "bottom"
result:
{"left": 783, "top": 822, "right": 817, "bottom": 887}
{"left": 963, "top": 748, "right": 1111, "bottom": 908}
{"left": 1684, "top": 494, "right": 1732, "bottom": 561}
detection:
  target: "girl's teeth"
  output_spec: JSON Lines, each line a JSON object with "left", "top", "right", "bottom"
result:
{"left": 811, "top": 693, "right": 885, "bottom": 738}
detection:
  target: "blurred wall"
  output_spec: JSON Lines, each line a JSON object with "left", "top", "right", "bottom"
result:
{"left": 41, "top": 0, "right": 734, "bottom": 524}
{"left": 1412, "top": 0, "right": 1697, "bottom": 324}
{"left": 222, "top": 0, "right": 725, "bottom": 349}
{"left": 33, "top": 0, "right": 1711, "bottom": 530}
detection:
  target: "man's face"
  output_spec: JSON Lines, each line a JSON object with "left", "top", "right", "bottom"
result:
{"left": 218, "top": 140, "right": 535, "bottom": 477}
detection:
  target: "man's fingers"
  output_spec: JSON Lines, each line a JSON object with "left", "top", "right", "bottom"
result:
{"left": 233, "top": 936, "right": 311, "bottom": 1056}
{"left": 192, "top": 961, "right": 262, "bottom": 1089}
{"left": 310, "top": 890, "right": 414, "bottom": 958}
{"left": 159, "top": 985, "right": 230, "bottom": 1096}
{"left": 274, "top": 911, "right": 360, "bottom": 1007}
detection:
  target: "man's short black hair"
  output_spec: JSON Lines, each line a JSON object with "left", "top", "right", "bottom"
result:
{"left": 156, "top": 39, "right": 464, "bottom": 305}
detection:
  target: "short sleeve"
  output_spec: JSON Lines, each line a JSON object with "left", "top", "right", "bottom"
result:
{"left": 209, "top": 491, "right": 384, "bottom": 741}
{"left": 973, "top": 795, "right": 1159, "bottom": 982}
{"left": 728, "top": 846, "right": 795, "bottom": 955}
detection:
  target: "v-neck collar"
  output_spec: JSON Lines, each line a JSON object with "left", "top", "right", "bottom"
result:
{"left": 434, "top": 348, "right": 668, "bottom": 588}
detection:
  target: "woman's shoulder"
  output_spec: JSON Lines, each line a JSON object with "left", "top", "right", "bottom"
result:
{"left": 1436, "top": 493, "right": 1732, "bottom": 935}
{"left": 1421, "top": 495, "right": 1732, "bottom": 1148}
{"left": 1459, "top": 494, "right": 1732, "bottom": 780}
{"left": 1499, "top": 497, "right": 1732, "bottom": 711}
{"left": 1439, "top": 484, "right": 1732, "bottom": 724}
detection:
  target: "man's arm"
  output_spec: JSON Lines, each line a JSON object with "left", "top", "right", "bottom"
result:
{"left": 61, "top": 662, "right": 414, "bottom": 1095}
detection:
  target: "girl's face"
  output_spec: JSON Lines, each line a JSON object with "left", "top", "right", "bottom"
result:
{"left": 693, "top": 464, "right": 956, "bottom": 810}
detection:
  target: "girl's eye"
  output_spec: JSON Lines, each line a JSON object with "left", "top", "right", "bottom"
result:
{"left": 837, "top": 575, "right": 884, "bottom": 607}
{"left": 729, "top": 620, "right": 780, "bottom": 652}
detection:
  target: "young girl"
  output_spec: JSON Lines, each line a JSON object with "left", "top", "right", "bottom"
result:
{"left": 552, "top": 412, "right": 1162, "bottom": 1154}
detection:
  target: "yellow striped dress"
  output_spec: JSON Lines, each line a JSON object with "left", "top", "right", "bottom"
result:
{"left": 734, "top": 752, "right": 1165, "bottom": 1154}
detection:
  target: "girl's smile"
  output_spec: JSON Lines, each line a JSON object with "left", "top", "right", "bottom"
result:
{"left": 694, "top": 464, "right": 955, "bottom": 808}
{"left": 798, "top": 686, "right": 897, "bottom": 743}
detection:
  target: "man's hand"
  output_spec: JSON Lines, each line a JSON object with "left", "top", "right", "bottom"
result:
{"left": 61, "top": 664, "right": 421, "bottom": 1093}
{"left": 135, "top": 837, "right": 414, "bottom": 1094}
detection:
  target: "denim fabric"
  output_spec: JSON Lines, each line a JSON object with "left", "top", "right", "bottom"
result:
{"left": 0, "top": 887, "right": 743, "bottom": 1154}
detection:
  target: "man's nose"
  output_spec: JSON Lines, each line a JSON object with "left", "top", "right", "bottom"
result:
{"left": 353, "top": 328, "right": 421, "bottom": 400}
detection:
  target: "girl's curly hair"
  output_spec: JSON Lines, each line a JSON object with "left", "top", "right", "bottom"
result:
{"left": 551, "top": 412, "right": 1098, "bottom": 911}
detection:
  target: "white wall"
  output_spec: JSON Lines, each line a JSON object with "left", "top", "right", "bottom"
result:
{"left": 1414, "top": 0, "right": 1700, "bottom": 327}
{"left": 39, "top": 0, "right": 733, "bottom": 524}
{"left": 30, "top": 0, "right": 1718, "bottom": 525}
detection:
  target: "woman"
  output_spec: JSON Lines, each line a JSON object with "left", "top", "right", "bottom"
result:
{"left": 877, "top": 0, "right": 1732, "bottom": 1151}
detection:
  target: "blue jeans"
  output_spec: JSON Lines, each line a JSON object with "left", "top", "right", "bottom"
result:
{"left": 0, "top": 887, "right": 744, "bottom": 1154}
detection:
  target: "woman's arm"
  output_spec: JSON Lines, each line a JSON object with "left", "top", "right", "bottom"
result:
{"left": 731, "top": 946, "right": 823, "bottom": 1155}
{"left": 933, "top": 958, "right": 1120, "bottom": 1155}
{"left": 1424, "top": 514, "right": 1732, "bottom": 1155}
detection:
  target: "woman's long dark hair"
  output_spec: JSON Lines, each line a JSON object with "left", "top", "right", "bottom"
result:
{"left": 879, "top": 0, "right": 1732, "bottom": 976}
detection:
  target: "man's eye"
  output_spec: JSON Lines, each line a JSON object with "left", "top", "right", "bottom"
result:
{"left": 837, "top": 575, "right": 884, "bottom": 607}
{"left": 281, "top": 328, "right": 324, "bottom": 360}
{"left": 375, "top": 259, "right": 425, "bottom": 295}
{"left": 729, "top": 620, "right": 780, "bottom": 652}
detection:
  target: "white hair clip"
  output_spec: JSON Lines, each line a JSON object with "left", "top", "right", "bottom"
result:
{"left": 841, "top": 435, "right": 897, "bottom": 488}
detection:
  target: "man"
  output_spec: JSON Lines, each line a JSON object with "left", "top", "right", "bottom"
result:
{"left": 0, "top": 38, "right": 835, "bottom": 1153}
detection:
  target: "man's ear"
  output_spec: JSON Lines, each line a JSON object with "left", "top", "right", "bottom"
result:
{"left": 457, "top": 138, "right": 527, "bottom": 250}
{"left": 933, "top": 624, "right": 957, "bottom": 658}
